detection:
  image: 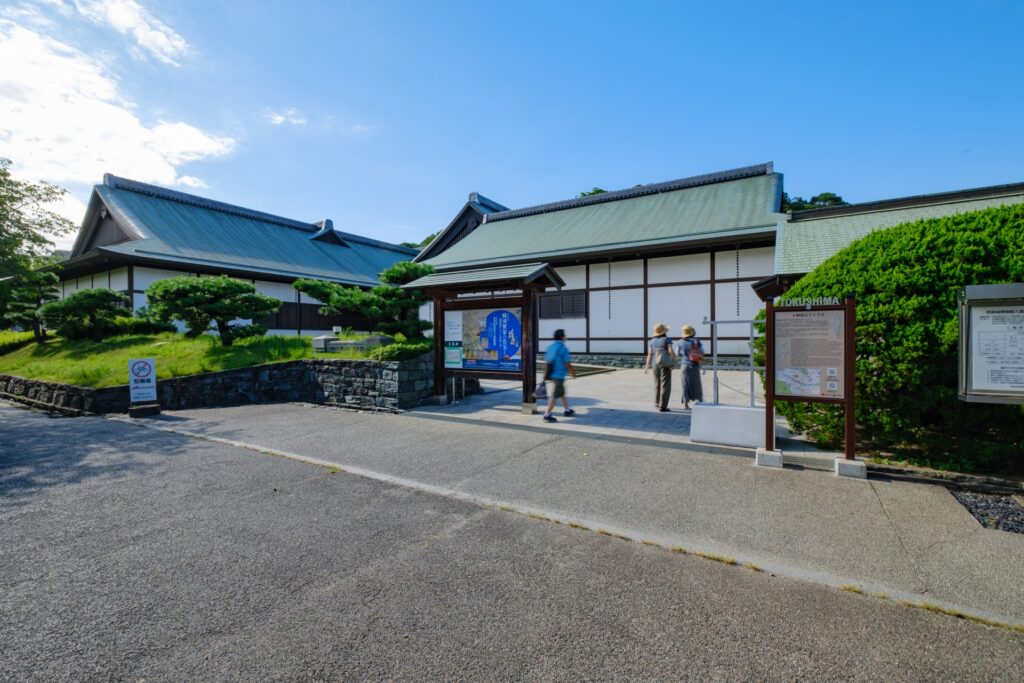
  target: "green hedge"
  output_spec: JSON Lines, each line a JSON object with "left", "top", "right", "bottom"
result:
{"left": 0, "top": 330, "right": 34, "bottom": 356}
{"left": 770, "top": 203, "right": 1024, "bottom": 473}
{"left": 369, "top": 341, "right": 432, "bottom": 362}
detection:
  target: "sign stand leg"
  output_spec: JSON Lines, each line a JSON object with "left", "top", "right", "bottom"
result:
{"left": 756, "top": 299, "right": 782, "bottom": 467}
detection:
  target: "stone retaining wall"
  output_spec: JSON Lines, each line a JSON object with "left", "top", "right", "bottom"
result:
{"left": 0, "top": 353, "right": 481, "bottom": 415}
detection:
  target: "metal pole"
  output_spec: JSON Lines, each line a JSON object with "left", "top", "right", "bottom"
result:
{"left": 765, "top": 298, "right": 775, "bottom": 451}
{"left": 712, "top": 319, "right": 719, "bottom": 405}
{"left": 844, "top": 295, "right": 856, "bottom": 460}
{"left": 748, "top": 321, "right": 755, "bottom": 408}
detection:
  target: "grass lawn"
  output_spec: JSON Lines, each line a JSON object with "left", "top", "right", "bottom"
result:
{"left": 0, "top": 332, "right": 373, "bottom": 388}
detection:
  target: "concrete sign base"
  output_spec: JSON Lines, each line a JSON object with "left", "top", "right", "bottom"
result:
{"left": 755, "top": 448, "right": 783, "bottom": 468}
{"left": 834, "top": 458, "right": 867, "bottom": 479}
{"left": 690, "top": 404, "right": 765, "bottom": 448}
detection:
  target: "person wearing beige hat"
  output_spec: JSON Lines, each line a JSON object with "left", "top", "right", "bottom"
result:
{"left": 676, "top": 324, "right": 704, "bottom": 409}
{"left": 644, "top": 322, "right": 675, "bottom": 411}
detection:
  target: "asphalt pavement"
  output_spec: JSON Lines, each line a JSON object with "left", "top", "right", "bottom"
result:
{"left": 2, "top": 402, "right": 1023, "bottom": 681}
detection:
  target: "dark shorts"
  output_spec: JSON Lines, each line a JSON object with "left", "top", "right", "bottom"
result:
{"left": 550, "top": 378, "right": 566, "bottom": 399}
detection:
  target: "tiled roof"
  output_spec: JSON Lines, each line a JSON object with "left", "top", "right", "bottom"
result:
{"left": 776, "top": 188, "right": 1024, "bottom": 275}
{"left": 70, "top": 175, "right": 416, "bottom": 285}
{"left": 426, "top": 164, "right": 782, "bottom": 270}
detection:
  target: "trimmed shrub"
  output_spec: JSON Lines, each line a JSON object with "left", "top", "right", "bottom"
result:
{"left": 111, "top": 316, "right": 176, "bottom": 336}
{"left": 369, "top": 340, "right": 432, "bottom": 362}
{"left": 146, "top": 275, "right": 280, "bottom": 347}
{"left": 39, "top": 289, "right": 129, "bottom": 341}
{"left": 766, "top": 203, "right": 1024, "bottom": 473}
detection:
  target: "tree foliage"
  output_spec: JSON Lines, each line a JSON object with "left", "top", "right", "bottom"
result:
{"left": 294, "top": 261, "right": 435, "bottom": 339}
{"left": 146, "top": 275, "right": 280, "bottom": 346}
{"left": 781, "top": 191, "right": 848, "bottom": 212}
{"left": 765, "top": 204, "right": 1024, "bottom": 473}
{"left": 0, "top": 158, "right": 76, "bottom": 278}
{"left": 578, "top": 187, "right": 607, "bottom": 197}
{"left": 39, "top": 288, "right": 129, "bottom": 341}
{"left": 3, "top": 270, "right": 58, "bottom": 341}
{"left": 399, "top": 232, "right": 438, "bottom": 249}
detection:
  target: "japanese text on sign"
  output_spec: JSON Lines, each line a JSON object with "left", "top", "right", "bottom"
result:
{"left": 774, "top": 310, "right": 845, "bottom": 398}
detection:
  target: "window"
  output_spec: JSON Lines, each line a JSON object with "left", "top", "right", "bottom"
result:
{"left": 539, "top": 291, "right": 586, "bottom": 319}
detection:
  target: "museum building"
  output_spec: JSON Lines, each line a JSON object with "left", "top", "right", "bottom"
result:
{"left": 52, "top": 174, "right": 418, "bottom": 335}
{"left": 418, "top": 163, "right": 1024, "bottom": 359}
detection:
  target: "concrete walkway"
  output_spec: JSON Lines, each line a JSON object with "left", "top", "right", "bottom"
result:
{"left": 417, "top": 368, "right": 835, "bottom": 456}
{"left": 119, "top": 401, "right": 1024, "bottom": 627}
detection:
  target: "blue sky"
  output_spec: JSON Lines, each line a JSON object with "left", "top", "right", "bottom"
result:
{"left": 2, "top": 1, "right": 1023, "bottom": 249}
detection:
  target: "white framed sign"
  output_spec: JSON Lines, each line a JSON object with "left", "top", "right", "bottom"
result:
{"left": 959, "top": 283, "right": 1024, "bottom": 404}
{"left": 128, "top": 357, "right": 157, "bottom": 403}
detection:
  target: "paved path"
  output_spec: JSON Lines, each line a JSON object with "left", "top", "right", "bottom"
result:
{"left": 418, "top": 369, "right": 834, "bottom": 455}
{"left": 2, "top": 403, "right": 1021, "bottom": 680}
{"left": 116, "top": 401, "right": 1024, "bottom": 628}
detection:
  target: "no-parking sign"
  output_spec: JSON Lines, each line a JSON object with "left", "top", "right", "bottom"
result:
{"left": 128, "top": 358, "right": 157, "bottom": 403}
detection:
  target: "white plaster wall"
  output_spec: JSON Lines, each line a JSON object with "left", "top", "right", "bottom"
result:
{"left": 109, "top": 267, "right": 128, "bottom": 291}
{"left": 588, "top": 288, "right": 643, "bottom": 338}
{"left": 300, "top": 290, "right": 325, "bottom": 305}
{"left": 132, "top": 293, "right": 147, "bottom": 312}
{"left": 611, "top": 260, "right": 644, "bottom": 287}
{"left": 714, "top": 282, "right": 765, "bottom": 322}
{"left": 646, "top": 284, "right": 711, "bottom": 339}
{"left": 554, "top": 265, "right": 586, "bottom": 289}
{"left": 539, "top": 318, "right": 586, "bottom": 340}
{"left": 714, "top": 339, "right": 754, "bottom": 356}
{"left": 540, "top": 337, "right": 585, "bottom": 354}
{"left": 133, "top": 266, "right": 186, "bottom": 290}
{"left": 714, "top": 246, "right": 774, "bottom": 280}
{"left": 647, "top": 253, "right": 710, "bottom": 284}
{"left": 254, "top": 280, "right": 297, "bottom": 302}
{"left": 589, "top": 339, "right": 645, "bottom": 354}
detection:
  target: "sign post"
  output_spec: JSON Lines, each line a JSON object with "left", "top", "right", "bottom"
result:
{"left": 762, "top": 295, "right": 860, "bottom": 476}
{"left": 128, "top": 357, "right": 160, "bottom": 417}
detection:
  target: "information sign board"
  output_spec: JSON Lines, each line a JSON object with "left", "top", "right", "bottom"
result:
{"left": 443, "top": 308, "right": 523, "bottom": 372}
{"left": 128, "top": 357, "right": 157, "bottom": 403}
{"left": 774, "top": 309, "right": 845, "bottom": 399}
{"left": 959, "top": 284, "right": 1024, "bottom": 404}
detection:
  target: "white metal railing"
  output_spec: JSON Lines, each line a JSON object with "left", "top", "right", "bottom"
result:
{"left": 701, "top": 316, "right": 764, "bottom": 407}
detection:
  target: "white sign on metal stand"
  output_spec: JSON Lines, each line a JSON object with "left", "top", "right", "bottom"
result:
{"left": 128, "top": 358, "right": 157, "bottom": 403}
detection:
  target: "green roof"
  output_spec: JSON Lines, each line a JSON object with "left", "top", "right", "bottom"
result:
{"left": 426, "top": 165, "right": 782, "bottom": 270}
{"left": 404, "top": 262, "right": 565, "bottom": 290}
{"left": 776, "top": 193, "right": 1024, "bottom": 275}
{"left": 72, "top": 176, "right": 417, "bottom": 286}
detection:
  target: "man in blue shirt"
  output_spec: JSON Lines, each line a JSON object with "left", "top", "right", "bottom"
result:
{"left": 542, "top": 329, "right": 577, "bottom": 422}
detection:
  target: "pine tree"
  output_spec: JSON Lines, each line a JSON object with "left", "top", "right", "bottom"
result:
{"left": 4, "top": 270, "right": 59, "bottom": 341}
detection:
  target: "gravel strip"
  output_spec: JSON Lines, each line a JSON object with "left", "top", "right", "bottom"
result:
{"left": 953, "top": 491, "right": 1024, "bottom": 534}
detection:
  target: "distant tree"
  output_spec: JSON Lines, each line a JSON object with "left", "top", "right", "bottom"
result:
{"left": 39, "top": 288, "right": 129, "bottom": 341}
{"left": 578, "top": 187, "right": 607, "bottom": 197}
{"left": 294, "top": 261, "right": 435, "bottom": 339}
{"left": 146, "top": 275, "right": 280, "bottom": 346}
{"left": 399, "top": 232, "right": 439, "bottom": 250}
{"left": 3, "top": 270, "right": 58, "bottom": 341}
{"left": 781, "top": 192, "right": 849, "bottom": 212}
{"left": 0, "top": 158, "right": 76, "bottom": 278}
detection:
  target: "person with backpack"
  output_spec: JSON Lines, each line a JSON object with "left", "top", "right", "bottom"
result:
{"left": 644, "top": 323, "right": 675, "bottom": 412}
{"left": 542, "top": 329, "right": 576, "bottom": 423}
{"left": 676, "top": 324, "right": 704, "bottom": 410}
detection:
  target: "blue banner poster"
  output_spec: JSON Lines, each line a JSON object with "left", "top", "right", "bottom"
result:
{"left": 461, "top": 308, "right": 522, "bottom": 371}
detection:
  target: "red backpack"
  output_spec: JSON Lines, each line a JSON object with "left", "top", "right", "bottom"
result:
{"left": 687, "top": 339, "right": 705, "bottom": 364}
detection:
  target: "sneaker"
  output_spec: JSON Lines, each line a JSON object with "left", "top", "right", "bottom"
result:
{"left": 659, "top": 407, "right": 669, "bottom": 412}
{"left": 543, "top": 414, "right": 557, "bottom": 423}
{"left": 563, "top": 408, "right": 576, "bottom": 417}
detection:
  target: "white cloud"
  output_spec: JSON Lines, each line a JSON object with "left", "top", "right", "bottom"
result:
{"left": 0, "top": 22, "right": 234, "bottom": 192}
{"left": 266, "top": 108, "right": 307, "bottom": 126}
{"left": 349, "top": 124, "right": 374, "bottom": 133}
{"left": 73, "top": 0, "right": 188, "bottom": 66}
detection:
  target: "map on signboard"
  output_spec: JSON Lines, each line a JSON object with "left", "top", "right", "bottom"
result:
{"left": 775, "top": 310, "right": 844, "bottom": 398}
{"left": 969, "top": 304, "right": 1024, "bottom": 394}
